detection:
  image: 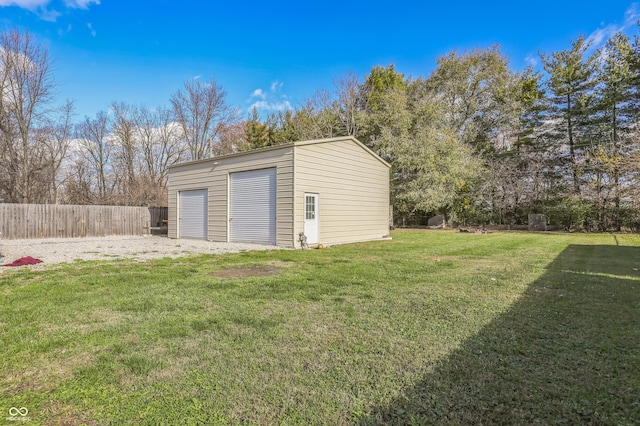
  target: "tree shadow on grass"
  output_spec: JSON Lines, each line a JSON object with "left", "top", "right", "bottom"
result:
{"left": 362, "top": 245, "right": 640, "bottom": 425}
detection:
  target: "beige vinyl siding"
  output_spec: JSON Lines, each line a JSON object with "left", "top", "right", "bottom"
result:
{"left": 168, "top": 147, "right": 294, "bottom": 246}
{"left": 294, "top": 138, "right": 390, "bottom": 245}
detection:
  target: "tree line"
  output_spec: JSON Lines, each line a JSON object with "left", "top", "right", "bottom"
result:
{"left": 0, "top": 29, "right": 242, "bottom": 207}
{"left": 245, "top": 32, "right": 640, "bottom": 231}
{"left": 1, "top": 27, "right": 639, "bottom": 231}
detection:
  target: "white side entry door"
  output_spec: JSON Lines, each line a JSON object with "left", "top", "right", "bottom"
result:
{"left": 303, "top": 193, "right": 319, "bottom": 244}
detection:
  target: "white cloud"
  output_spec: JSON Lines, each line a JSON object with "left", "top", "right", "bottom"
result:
{"left": 57, "top": 23, "right": 72, "bottom": 36}
{"left": 0, "top": 0, "right": 100, "bottom": 21}
{"left": 624, "top": 3, "right": 640, "bottom": 21}
{"left": 247, "top": 81, "right": 292, "bottom": 114}
{"left": 587, "top": 3, "right": 640, "bottom": 47}
{"left": 589, "top": 24, "right": 620, "bottom": 46}
{"left": 87, "top": 22, "right": 96, "bottom": 37}
{"left": 251, "top": 88, "right": 266, "bottom": 100}
{"left": 0, "top": 0, "right": 59, "bottom": 20}
{"left": 525, "top": 54, "right": 538, "bottom": 67}
{"left": 39, "top": 7, "right": 60, "bottom": 21}
{"left": 0, "top": 0, "right": 48, "bottom": 8}
{"left": 65, "top": 0, "right": 99, "bottom": 9}
{"left": 250, "top": 100, "right": 292, "bottom": 112}
{"left": 270, "top": 81, "right": 283, "bottom": 92}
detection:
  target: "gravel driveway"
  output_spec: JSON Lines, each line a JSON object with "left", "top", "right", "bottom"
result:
{"left": 0, "top": 235, "right": 278, "bottom": 272}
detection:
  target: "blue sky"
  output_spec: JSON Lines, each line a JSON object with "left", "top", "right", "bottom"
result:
{"left": 1, "top": 0, "right": 639, "bottom": 121}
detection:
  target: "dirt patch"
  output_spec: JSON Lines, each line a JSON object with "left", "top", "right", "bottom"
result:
{"left": 209, "top": 266, "right": 281, "bottom": 279}
{"left": 43, "top": 399, "right": 97, "bottom": 426}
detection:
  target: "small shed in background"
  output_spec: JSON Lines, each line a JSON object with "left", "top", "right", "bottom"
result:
{"left": 167, "top": 136, "right": 391, "bottom": 248}
{"left": 528, "top": 214, "right": 547, "bottom": 231}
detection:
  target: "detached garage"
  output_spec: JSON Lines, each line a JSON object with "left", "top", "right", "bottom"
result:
{"left": 167, "top": 136, "right": 390, "bottom": 248}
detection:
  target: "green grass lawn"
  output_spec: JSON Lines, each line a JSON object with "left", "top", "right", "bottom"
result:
{"left": 1, "top": 230, "right": 639, "bottom": 425}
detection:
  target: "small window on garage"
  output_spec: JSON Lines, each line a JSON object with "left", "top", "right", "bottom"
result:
{"left": 305, "top": 195, "right": 315, "bottom": 220}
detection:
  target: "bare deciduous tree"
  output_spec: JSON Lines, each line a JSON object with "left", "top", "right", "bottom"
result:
{"left": 334, "top": 72, "right": 362, "bottom": 136}
{"left": 39, "top": 100, "right": 74, "bottom": 203}
{"left": 134, "top": 105, "right": 186, "bottom": 205}
{"left": 214, "top": 121, "right": 249, "bottom": 156}
{"left": 111, "top": 102, "right": 138, "bottom": 200}
{"left": 0, "top": 28, "right": 64, "bottom": 203}
{"left": 76, "top": 111, "right": 113, "bottom": 203}
{"left": 170, "top": 77, "right": 238, "bottom": 160}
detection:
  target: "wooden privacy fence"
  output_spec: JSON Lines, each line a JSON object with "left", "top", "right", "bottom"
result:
{"left": 0, "top": 204, "right": 168, "bottom": 240}
{"left": 149, "top": 206, "right": 168, "bottom": 227}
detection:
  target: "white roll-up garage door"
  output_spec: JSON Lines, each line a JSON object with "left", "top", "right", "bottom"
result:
{"left": 230, "top": 168, "right": 276, "bottom": 244}
{"left": 179, "top": 189, "right": 208, "bottom": 239}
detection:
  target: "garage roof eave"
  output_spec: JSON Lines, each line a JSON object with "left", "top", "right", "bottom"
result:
{"left": 168, "top": 143, "right": 294, "bottom": 170}
{"left": 168, "top": 136, "right": 390, "bottom": 170}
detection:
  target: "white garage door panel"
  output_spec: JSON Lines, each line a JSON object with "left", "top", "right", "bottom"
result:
{"left": 230, "top": 168, "right": 276, "bottom": 244}
{"left": 179, "top": 190, "right": 208, "bottom": 239}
